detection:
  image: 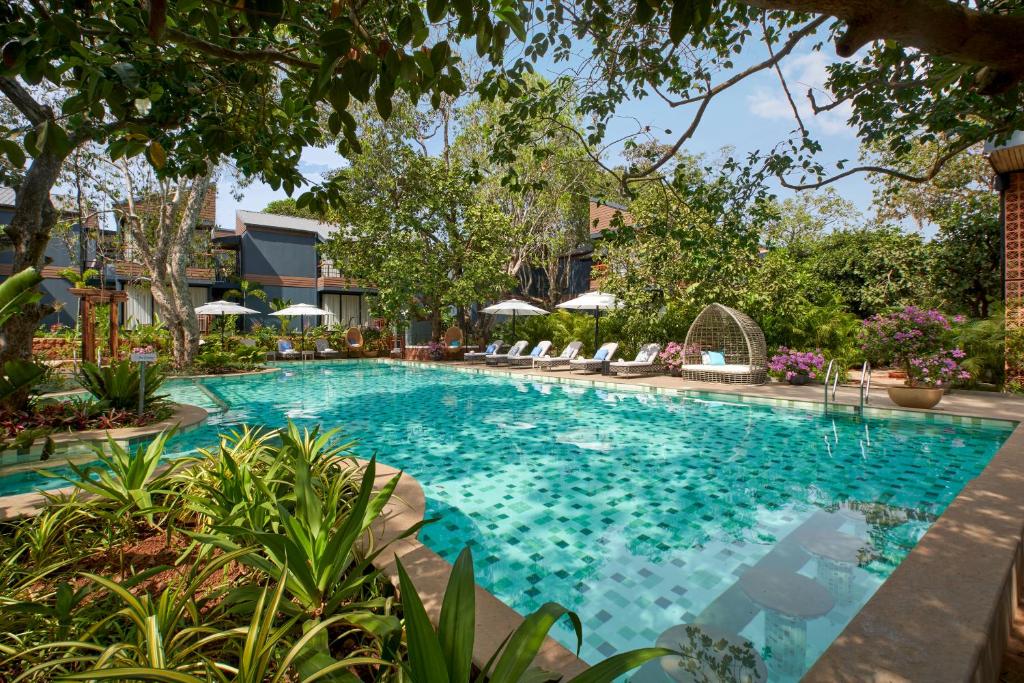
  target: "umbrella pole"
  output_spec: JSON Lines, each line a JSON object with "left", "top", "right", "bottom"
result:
{"left": 594, "top": 310, "right": 600, "bottom": 351}
{"left": 221, "top": 316, "right": 225, "bottom": 349}
{"left": 513, "top": 310, "right": 517, "bottom": 337}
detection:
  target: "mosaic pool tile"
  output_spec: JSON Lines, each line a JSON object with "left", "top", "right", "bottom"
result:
{"left": 1, "top": 361, "right": 1013, "bottom": 680}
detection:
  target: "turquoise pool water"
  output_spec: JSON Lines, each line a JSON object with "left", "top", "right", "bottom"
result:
{"left": 2, "top": 361, "right": 1014, "bottom": 680}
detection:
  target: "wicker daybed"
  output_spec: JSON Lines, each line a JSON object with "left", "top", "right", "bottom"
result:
{"left": 679, "top": 304, "right": 767, "bottom": 384}
{"left": 443, "top": 326, "right": 464, "bottom": 358}
{"left": 345, "top": 327, "right": 364, "bottom": 357}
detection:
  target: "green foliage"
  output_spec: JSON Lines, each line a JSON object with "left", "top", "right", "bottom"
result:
{"left": 955, "top": 307, "right": 1006, "bottom": 387}
{"left": 51, "top": 430, "right": 185, "bottom": 526}
{"left": 0, "top": 267, "right": 42, "bottom": 329}
{"left": 0, "top": 359, "right": 47, "bottom": 409}
{"left": 397, "top": 546, "right": 673, "bottom": 682}
{"left": 262, "top": 198, "right": 320, "bottom": 219}
{"left": 269, "top": 298, "right": 293, "bottom": 334}
{"left": 77, "top": 359, "right": 167, "bottom": 411}
{"left": 194, "top": 346, "right": 264, "bottom": 374}
{"left": 57, "top": 268, "right": 99, "bottom": 289}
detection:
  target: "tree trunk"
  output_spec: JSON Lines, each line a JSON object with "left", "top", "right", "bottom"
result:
{"left": 0, "top": 152, "right": 65, "bottom": 365}
{"left": 121, "top": 163, "right": 214, "bottom": 370}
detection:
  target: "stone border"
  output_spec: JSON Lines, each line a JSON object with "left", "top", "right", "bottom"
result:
{"left": 368, "top": 461, "right": 589, "bottom": 678}
{"left": 168, "top": 366, "right": 281, "bottom": 381}
{"left": 0, "top": 402, "right": 208, "bottom": 520}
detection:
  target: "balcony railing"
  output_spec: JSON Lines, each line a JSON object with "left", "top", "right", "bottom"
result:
{"left": 318, "top": 261, "right": 342, "bottom": 279}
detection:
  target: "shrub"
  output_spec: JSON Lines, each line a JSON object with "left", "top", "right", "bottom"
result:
{"left": 907, "top": 349, "right": 971, "bottom": 388}
{"left": 659, "top": 342, "right": 700, "bottom": 372}
{"left": 860, "top": 306, "right": 958, "bottom": 372}
{"left": 768, "top": 347, "right": 826, "bottom": 381}
{"left": 194, "top": 346, "right": 264, "bottom": 374}
{"left": 78, "top": 359, "right": 166, "bottom": 410}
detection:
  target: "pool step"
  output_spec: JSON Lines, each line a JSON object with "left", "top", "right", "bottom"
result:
{"left": 191, "top": 380, "right": 231, "bottom": 413}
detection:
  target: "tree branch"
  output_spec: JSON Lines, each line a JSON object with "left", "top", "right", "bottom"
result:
{"left": 0, "top": 77, "right": 52, "bottom": 126}
{"left": 738, "top": 0, "right": 1024, "bottom": 87}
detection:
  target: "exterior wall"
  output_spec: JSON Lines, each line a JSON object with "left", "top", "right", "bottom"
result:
{"left": 241, "top": 227, "right": 318, "bottom": 280}
{"left": 1006, "top": 171, "right": 1024, "bottom": 385}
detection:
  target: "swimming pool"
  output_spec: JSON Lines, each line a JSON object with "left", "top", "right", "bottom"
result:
{"left": 2, "top": 361, "right": 1014, "bottom": 680}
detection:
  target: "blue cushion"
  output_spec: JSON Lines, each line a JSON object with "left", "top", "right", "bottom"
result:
{"left": 530, "top": 345, "right": 543, "bottom": 357}
{"left": 594, "top": 348, "right": 609, "bottom": 361}
{"left": 450, "top": 340, "right": 460, "bottom": 348}
{"left": 707, "top": 351, "right": 726, "bottom": 365}
{"left": 485, "top": 342, "right": 498, "bottom": 354}
{"left": 278, "top": 340, "right": 293, "bottom": 353}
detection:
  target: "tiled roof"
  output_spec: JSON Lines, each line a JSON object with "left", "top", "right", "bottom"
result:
{"left": 0, "top": 186, "right": 15, "bottom": 207}
{"left": 589, "top": 200, "right": 633, "bottom": 238}
{"left": 236, "top": 210, "right": 342, "bottom": 240}
{"left": 0, "top": 186, "right": 99, "bottom": 227}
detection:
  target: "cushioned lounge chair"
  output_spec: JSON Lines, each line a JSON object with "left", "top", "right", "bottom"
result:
{"left": 609, "top": 343, "right": 662, "bottom": 377}
{"left": 315, "top": 338, "right": 340, "bottom": 358}
{"left": 485, "top": 340, "right": 528, "bottom": 365}
{"left": 533, "top": 341, "right": 583, "bottom": 371}
{"left": 569, "top": 342, "right": 618, "bottom": 374}
{"left": 277, "top": 339, "right": 301, "bottom": 360}
{"left": 464, "top": 339, "right": 503, "bottom": 363}
{"left": 678, "top": 303, "right": 768, "bottom": 384}
{"left": 508, "top": 340, "right": 552, "bottom": 367}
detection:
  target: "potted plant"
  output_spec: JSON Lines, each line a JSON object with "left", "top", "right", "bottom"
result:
{"left": 860, "top": 307, "right": 967, "bottom": 409}
{"left": 768, "top": 347, "right": 825, "bottom": 385}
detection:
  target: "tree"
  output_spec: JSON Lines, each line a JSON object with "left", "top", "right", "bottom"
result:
{"left": 762, "top": 188, "right": 861, "bottom": 248}
{"left": 225, "top": 279, "right": 269, "bottom": 312}
{"left": 117, "top": 161, "right": 217, "bottom": 368}
{"left": 0, "top": 0, "right": 521, "bottom": 362}
{"left": 262, "top": 198, "right": 320, "bottom": 219}
{"left": 869, "top": 141, "right": 1001, "bottom": 318}
{"left": 491, "top": 0, "right": 1023, "bottom": 199}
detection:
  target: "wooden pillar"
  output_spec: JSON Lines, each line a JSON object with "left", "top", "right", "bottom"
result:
{"left": 81, "top": 296, "right": 96, "bottom": 363}
{"left": 108, "top": 295, "right": 119, "bottom": 360}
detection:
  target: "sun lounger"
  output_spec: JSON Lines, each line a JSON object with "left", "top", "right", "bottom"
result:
{"left": 533, "top": 341, "right": 583, "bottom": 371}
{"left": 486, "top": 340, "right": 528, "bottom": 365}
{"left": 464, "top": 340, "right": 503, "bottom": 363}
{"left": 508, "top": 340, "right": 552, "bottom": 367}
{"left": 277, "top": 339, "right": 301, "bottom": 360}
{"left": 315, "top": 338, "right": 340, "bottom": 358}
{"left": 569, "top": 342, "right": 618, "bottom": 374}
{"left": 609, "top": 343, "right": 662, "bottom": 376}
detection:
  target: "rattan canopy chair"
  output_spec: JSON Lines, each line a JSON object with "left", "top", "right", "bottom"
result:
{"left": 345, "top": 327, "right": 364, "bottom": 357}
{"left": 443, "top": 326, "right": 464, "bottom": 358}
{"left": 679, "top": 303, "right": 767, "bottom": 384}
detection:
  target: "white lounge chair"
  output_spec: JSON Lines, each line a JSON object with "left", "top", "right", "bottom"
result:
{"left": 609, "top": 343, "right": 662, "bottom": 377}
{"left": 315, "top": 338, "right": 340, "bottom": 358}
{"left": 465, "top": 340, "right": 503, "bottom": 363}
{"left": 569, "top": 342, "right": 618, "bottom": 374}
{"left": 486, "top": 340, "right": 528, "bottom": 365}
{"left": 508, "top": 340, "right": 552, "bottom": 367}
{"left": 533, "top": 341, "right": 583, "bottom": 371}
{"left": 276, "top": 339, "right": 301, "bottom": 360}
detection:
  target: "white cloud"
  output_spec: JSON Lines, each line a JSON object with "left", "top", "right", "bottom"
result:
{"left": 746, "top": 51, "right": 855, "bottom": 137}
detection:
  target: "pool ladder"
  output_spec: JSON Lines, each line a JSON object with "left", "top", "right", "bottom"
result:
{"left": 823, "top": 360, "right": 871, "bottom": 416}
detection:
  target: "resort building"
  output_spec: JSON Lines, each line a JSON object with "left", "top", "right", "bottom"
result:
{"left": 0, "top": 187, "right": 377, "bottom": 331}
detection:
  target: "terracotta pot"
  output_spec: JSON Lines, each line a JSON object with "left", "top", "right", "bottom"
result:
{"left": 887, "top": 385, "right": 944, "bottom": 410}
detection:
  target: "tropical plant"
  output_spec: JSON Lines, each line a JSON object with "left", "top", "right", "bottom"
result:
{"left": 225, "top": 279, "right": 268, "bottom": 310}
{"left": 955, "top": 308, "right": 1005, "bottom": 388}
{"left": 77, "top": 359, "right": 166, "bottom": 410}
{"left": 194, "top": 346, "right": 264, "bottom": 374}
{"left": 270, "top": 297, "right": 294, "bottom": 334}
{"left": 57, "top": 268, "right": 100, "bottom": 289}
{"left": 0, "top": 360, "right": 47, "bottom": 411}
{"left": 397, "top": 546, "right": 674, "bottom": 682}
{"left": 50, "top": 430, "right": 185, "bottom": 526}
{"left": 0, "top": 267, "right": 43, "bottom": 329}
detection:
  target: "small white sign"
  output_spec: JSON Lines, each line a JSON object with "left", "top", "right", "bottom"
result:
{"left": 130, "top": 352, "right": 158, "bottom": 363}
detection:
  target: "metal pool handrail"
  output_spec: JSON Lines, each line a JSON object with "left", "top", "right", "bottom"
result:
{"left": 859, "top": 361, "right": 872, "bottom": 414}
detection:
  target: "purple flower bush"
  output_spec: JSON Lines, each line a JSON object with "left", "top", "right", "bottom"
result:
{"left": 860, "top": 306, "right": 970, "bottom": 387}
{"left": 907, "top": 349, "right": 971, "bottom": 387}
{"left": 659, "top": 342, "right": 701, "bottom": 371}
{"left": 768, "top": 347, "right": 825, "bottom": 381}
{"left": 427, "top": 340, "right": 446, "bottom": 361}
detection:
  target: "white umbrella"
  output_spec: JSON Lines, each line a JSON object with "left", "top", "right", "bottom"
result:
{"left": 480, "top": 299, "right": 547, "bottom": 336}
{"left": 556, "top": 291, "right": 623, "bottom": 350}
{"left": 270, "top": 303, "right": 333, "bottom": 361}
{"left": 195, "top": 300, "right": 260, "bottom": 348}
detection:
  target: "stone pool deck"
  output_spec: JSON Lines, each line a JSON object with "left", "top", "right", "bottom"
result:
{"left": 439, "top": 359, "right": 1024, "bottom": 682}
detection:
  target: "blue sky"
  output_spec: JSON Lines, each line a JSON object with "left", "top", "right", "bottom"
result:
{"left": 215, "top": 39, "right": 872, "bottom": 229}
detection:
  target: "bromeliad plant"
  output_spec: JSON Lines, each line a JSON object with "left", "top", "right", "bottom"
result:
{"left": 78, "top": 359, "right": 167, "bottom": 411}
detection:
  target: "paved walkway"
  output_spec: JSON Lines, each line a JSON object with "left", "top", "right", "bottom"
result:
{"left": 450, "top": 361, "right": 1024, "bottom": 422}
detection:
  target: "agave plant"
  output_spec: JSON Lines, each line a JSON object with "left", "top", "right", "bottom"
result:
{"left": 397, "top": 547, "right": 675, "bottom": 682}
{"left": 48, "top": 429, "right": 185, "bottom": 527}
{"left": 77, "top": 359, "right": 167, "bottom": 411}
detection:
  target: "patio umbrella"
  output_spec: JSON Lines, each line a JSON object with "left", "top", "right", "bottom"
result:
{"left": 270, "top": 303, "right": 332, "bottom": 361}
{"left": 556, "top": 291, "right": 623, "bottom": 351}
{"left": 480, "top": 299, "right": 547, "bottom": 336}
{"left": 195, "top": 300, "right": 260, "bottom": 349}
